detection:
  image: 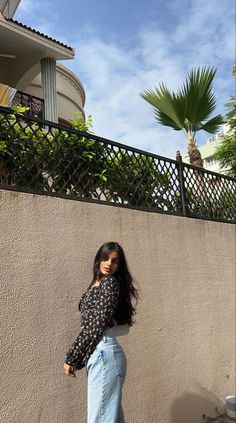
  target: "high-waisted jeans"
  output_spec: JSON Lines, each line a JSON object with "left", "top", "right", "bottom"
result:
{"left": 86, "top": 328, "right": 127, "bottom": 423}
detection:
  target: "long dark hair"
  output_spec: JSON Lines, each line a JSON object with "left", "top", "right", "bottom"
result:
{"left": 90, "top": 242, "right": 139, "bottom": 326}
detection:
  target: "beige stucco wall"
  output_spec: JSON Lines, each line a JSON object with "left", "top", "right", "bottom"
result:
{"left": 0, "top": 188, "right": 235, "bottom": 423}
{"left": 26, "top": 64, "right": 85, "bottom": 122}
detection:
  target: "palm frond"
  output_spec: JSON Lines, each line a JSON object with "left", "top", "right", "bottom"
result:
{"left": 154, "top": 110, "right": 182, "bottom": 130}
{"left": 141, "top": 83, "right": 186, "bottom": 129}
{"left": 140, "top": 65, "right": 223, "bottom": 142}
{"left": 178, "top": 66, "right": 217, "bottom": 124}
{"left": 199, "top": 114, "right": 225, "bottom": 134}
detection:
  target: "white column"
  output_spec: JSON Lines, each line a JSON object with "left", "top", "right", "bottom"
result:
{"left": 40, "top": 58, "right": 58, "bottom": 123}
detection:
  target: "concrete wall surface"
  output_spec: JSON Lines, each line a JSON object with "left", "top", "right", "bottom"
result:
{"left": 0, "top": 188, "right": 235, "bottom": 423}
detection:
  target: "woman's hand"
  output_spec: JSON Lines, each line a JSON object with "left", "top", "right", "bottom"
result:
{"left": 63, "top": 362, "right": 76, "bottom": 377}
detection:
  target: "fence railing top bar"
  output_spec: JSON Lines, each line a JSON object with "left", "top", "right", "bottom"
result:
{"left": 83, "top": 133, "right": 179, "bottom": 164}
{"left": 182, "top": 160, "right": 236, "bottom": 182}
{"left": 0, "top": 105, "right": 178, "bottom": 165}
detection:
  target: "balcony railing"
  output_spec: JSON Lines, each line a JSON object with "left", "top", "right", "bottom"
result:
{"left": 0, "top": 105, "right": 235, "bottom": 223}
{"left": 12, "top": 90, "right": 44, "bottom": 119}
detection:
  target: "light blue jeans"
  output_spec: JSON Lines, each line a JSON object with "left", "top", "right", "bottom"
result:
{"left": 86, "top": 329, "right": 127, "bottom": 423}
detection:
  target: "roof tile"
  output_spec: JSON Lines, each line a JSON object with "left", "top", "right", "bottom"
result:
{"left": 7, "top": 17, "right": 74, "bottom": 51}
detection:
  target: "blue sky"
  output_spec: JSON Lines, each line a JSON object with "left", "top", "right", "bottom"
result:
{"left": 15, "top": 0, "right": 235, "bottom": 159}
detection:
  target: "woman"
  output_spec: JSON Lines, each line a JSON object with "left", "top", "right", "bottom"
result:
{"left": 63, "top": 241, "right": 139, "bottom": 423}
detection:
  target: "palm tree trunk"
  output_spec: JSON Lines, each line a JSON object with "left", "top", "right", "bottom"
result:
{"left": 187, "top": 143, "right": 204, "bottom": 167}
{"left": 187, "top": 133, "right": 203, "bottom": 167}
{"left": 186, "top": 134, "right": 212, "bottom": 216}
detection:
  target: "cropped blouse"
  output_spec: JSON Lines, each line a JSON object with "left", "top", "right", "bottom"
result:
{"left": 65, "top": 275, "right": 120, "bottom": 370}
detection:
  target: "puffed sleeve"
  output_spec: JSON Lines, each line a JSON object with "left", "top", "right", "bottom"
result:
{"left": 65, "top": 276, "right": 120, "bottom": 370}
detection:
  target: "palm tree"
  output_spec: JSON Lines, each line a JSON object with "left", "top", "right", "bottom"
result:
{"left": 141, "top": 66, "right": 224, "bottom": 167}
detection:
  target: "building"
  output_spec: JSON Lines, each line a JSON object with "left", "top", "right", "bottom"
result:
{"left": 0, "top": 0, "right": 85, "bottom": 124}
{"left": 183, "top": 125, "right": 230, "bottom": 175}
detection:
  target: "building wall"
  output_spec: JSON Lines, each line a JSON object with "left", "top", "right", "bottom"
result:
{"left": 0, "top": 62, "right": 85, "bottom": 122}
{"left": 0, "top": 189, "right": 235, "bottom": 423}
{"left": 25, "top": 64, "right": 85, "bottom": 122}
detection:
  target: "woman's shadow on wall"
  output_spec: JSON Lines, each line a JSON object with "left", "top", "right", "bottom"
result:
{"left": 170, "top": 387, "right": 226, "bottom": 423}
{"left": 119, "top": 405, "right": 126, "bottom": 423}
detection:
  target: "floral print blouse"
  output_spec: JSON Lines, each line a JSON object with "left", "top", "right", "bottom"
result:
{"left": 65, "top": 275, "right": 120, "bottom": 370}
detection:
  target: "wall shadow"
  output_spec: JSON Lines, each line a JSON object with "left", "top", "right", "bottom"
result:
{"left": 119, "top": 405, "right": 126, "bottom": 423}
{"left": 170, "top": 388, "right": 226, "bottom": 423}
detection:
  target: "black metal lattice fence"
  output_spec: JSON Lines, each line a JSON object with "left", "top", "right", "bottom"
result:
{"left": 12, "top": 91, "right": 44, "bottom": 119}
{"left": 0, "top": 106, "right": 235, "bottom": 223}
